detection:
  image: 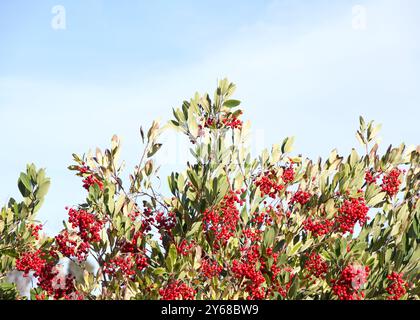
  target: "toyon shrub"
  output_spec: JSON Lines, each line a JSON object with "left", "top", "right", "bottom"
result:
{"left": 0, "top": 79, "right": 419, "bottom": 300}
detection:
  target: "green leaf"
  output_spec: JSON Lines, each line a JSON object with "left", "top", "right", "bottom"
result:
{"left": 367, "top": 192, "right": 386, "bottom": 207}
{"left": 223, "top": 99, "right": 241, "bottom": 108}
{"left": 166, "top": 244, "right": 177, "bottom": 272}
{"left": 18, "top": 173, "right": 32, "bottom": 196}
{"left": 240, "top": 206, "right": 249, "bottom": 225}
{"left": 288, "top": 276, "right": 299, "bottom": 298}
{"left": 153, "top": 267, "right": 166, "bottom": 276}
{"left": 186, "top": 221, "right": 202, "bottom": 238}
{"left": 281, "top": 137, "right": 295, "bottom": 153}
{"left": 145, "top": 160, "right": 153, "bottom": 176}
{"left": 263, "top": 227, "right": 276, "bottom": 247}
{"left": 349, "top": 149, "right": 359, "bottom": 167}
{"left": 0, "top": 282, "right": 20, "bottom": 300}
{"left": 359, "top": 116, "right": 366, "bottom": 131}
{"left": 36, "top": 180, "right": 50, "bottom": 198}
{"left": 147, "top": 143, "right": 162, "bottom": 158}
{"left": 287, "top": 241, "right": 303, "bottom": 256}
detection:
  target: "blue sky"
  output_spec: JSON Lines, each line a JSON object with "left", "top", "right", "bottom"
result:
{"left": 1, "top": 0, "right": 419, "bottom": 235}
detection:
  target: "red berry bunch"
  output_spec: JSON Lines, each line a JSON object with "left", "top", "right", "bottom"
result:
{"left": 134, "top": 253, "right": 149, "bottom": 271}
{"left": 222, "top": 116, "right": 242, "bottom": 129}
{"left": 232, "top": 244, "right": 266, "bottom": 300}
{"left": 82, "top": 175, "right": 104, "bottom": 191}
{"left": 16, "top": 250, "right": 81, "bottom": 300}
{"left": 242, "top": 227, "right": 263, "bottom": 242}
{"left": 67, "top": 208, "right": 104, "bottom": 243}
{"left": 204, "top": 117, "right": 215, "bottom": 128}
{"left": 37, "top": 262, "right": 81, "bottom": 300}
{"left": 176, "top": 239, "right": 195, "bottom": 256}
{"left": 202, "top": 190, "right": 244, "bottom": 248}
{"left": 386, "top": 272, "right": 408, "bottom": 300}
{"left": 381, "top": 168, "right": 402, "bottom": 197}
{"left": 139, "top": 208, "right": 155, "bottom": 234}
{"left": 282, "top": 164, "right": 295, "bottom": 184}
{"left": 255, "top": 171, "right": 284, "bottom": 198}
{"left": 16, "top": 250, "right": 46, "bottom": 276}
{"left": 28, "top": 224, "right": 43, "bottom": 240}
{"left": 303, "top": 217, "right": 334, "bottom": 237}
{"left": 336, "top": 197, "right": 369, "bottom": 234}
{"left": 159, "top": 280, "right": 196, "bottom": 300}
{"left": 265, "top": 249, "right": 294, "bottom": 299}
{"left": 104, "top": 252, "right": 148, "bottom": 278}
{"left": 275, "top": 272, "right": 295, "bottom": 299}
{"left": 331, "top": 264, "right": 370, "bottom": 300}
{"left": 365, "top": 170, "right": 378, "bottom": 184}
{"left": 251, "top": 206, "right": 273, "bottom": 226}
{"left": 77, "top": 165, "right": 104, "bottom": 191}
{"left": 120, "top": 230, "right": 143, "bottom": 253}
{"left": 104, "top": 255, "right": 135, "bottom": 277}
{"left": 55, "top": 230, "right": 90, "bottom": 262}
{"left": 304, "top": 253, "right": 328, "bottom": 279}
{"left": 155, "top": 211, "right": 176, "bottom": 234}
{"left": 128, "top": 209, "right": 141, "bottom": 222}
{"left": 201, "top": 258, "right": 223, "bottom": 278}
{"left": 290, "top": 190, "right": 311, "bottom": 205}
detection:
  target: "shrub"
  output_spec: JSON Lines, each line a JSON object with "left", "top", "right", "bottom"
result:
{"left": 0, "top": 79, "right": 419, "bottom": 300}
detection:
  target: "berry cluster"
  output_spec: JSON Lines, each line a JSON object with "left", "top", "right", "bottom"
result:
{"left": 120, "top": 230, "right": 143, "bottom": 253}
{"left": 242, "top": 227, "right": 263, "bottom": 242}
{"left": 78, "top": 165, "right": 104, "bottom": 191}
{"left": 282, "top": 164, "right": 295, "bottom": 184}
{"left": 303, "top": 217, "right": 334, "bottom": 237}
{"left": 176, "top": 239, "right": 195, "bottom": 256}
{"left": 155, "top": 211, "right": 176, "bottom": 235}
{"left": 365, "top": 170, "right": 378, "bottom": 184}
{"left": 255, "top": 171, "right": 284, "bottom": 198}
{"left": 204, "top": 117, "right": 215, "bottom": 128}
{"left": 55, "top": 230, "right": 90, "bottom": 262}
{"left": 201, "top": 258, "right": 223, "bottom": 278}
{"left": 290, "top": 190, "right": 311, "bottom": 205}
{"left": 386, "top": 272, "right": 408, "bottom": 300}
{"left": 230, "top": 241, "right": 294, "bottom": 300}
{"left": 251, "top": 206, "right": 274, "bottom": 226}
{"left": 140, "top": 207, "right": 155, "bottom": 234}
{"left": 28, "top": 224, "right": 43, "bottom": 240}
{"left": 331, "top": 264, "right": 370, "bottom": 300}
{"left": 381, "top": 168, "right": 402, "bottom": 197}
{"left": 304, "top": 253, "right": 328, "bottom": 279}
{"left": 159, "top": 280, "right": 196, "bottom": 300}
{"left": 16, "top": 250, "right": 81, "bottom": 300}
{"left": 232, "top": 244, "right": 266, "bottom": 300}
{"left": 126, "top": 208, "right": 175, "bottom": 240}
{"left": 222, "top": 117, "right": 242, "bottom": 129}
{"left": 15, "top": 250, "right": 46, "bottom": 276}
{"left": 203, "top": 112, "right": 243, "bottom": 130}
{"left": 39, "top": 262, "right": 81, "bottom": 300}
{"left": 104, "top": 255, "right": 135, "bottom": 277}
{"left": 202, "top": 190, "right": 244, "bottom": 248}
{"left": 82, "top": 175, "right": 104, "bottom": 191}
{"left": 275, "top": 272, "right": 295, "bottom": 299}
{"left": 336, "top": 197, "right": 369, "bottom": 234}
{"left": 265, "top": 248, "right": 294, "bottom": 299}
{"left": 104, "top": 252, "right": 148, "bottom": 278}
{"left": 67, "top": 208, "right": 104, "bottom": 243}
